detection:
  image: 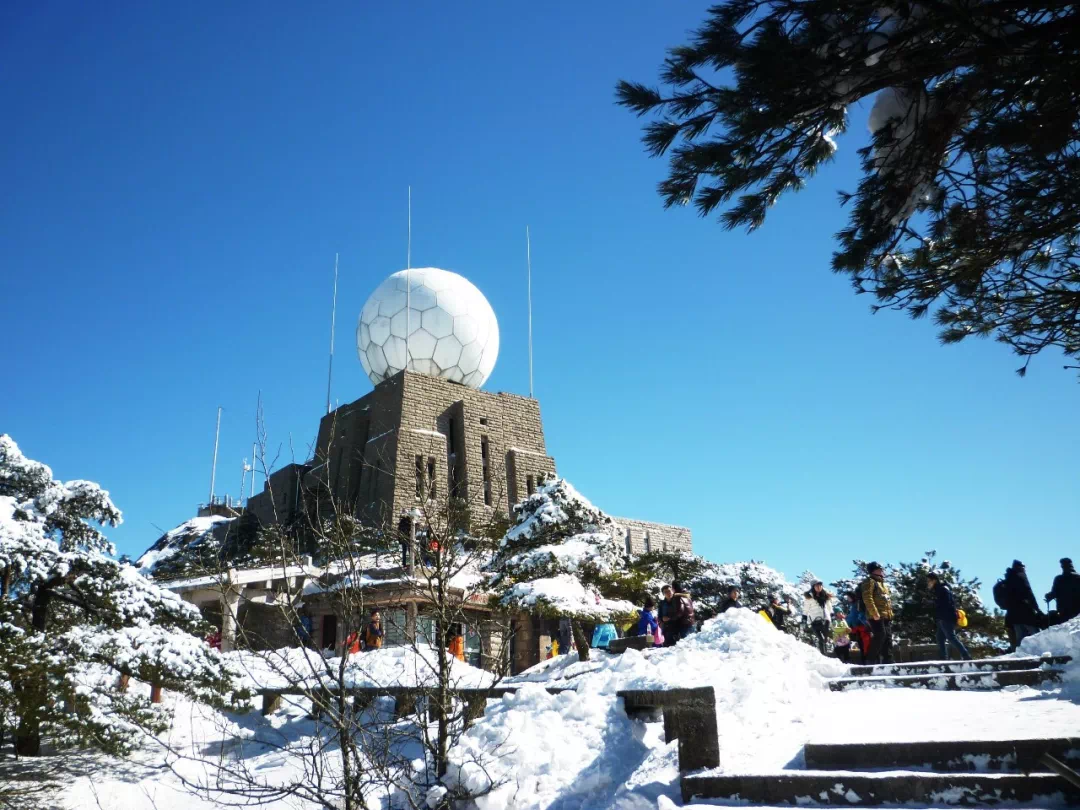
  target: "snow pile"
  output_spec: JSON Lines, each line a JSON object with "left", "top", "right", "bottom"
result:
{"left": 134, "top": 515, "right": 233, "bottom": 574}
{"left": 1019, "top": 616, "right": 1080, "bottom": 690}
{"left": 232, "top": 644, "right": 495, "bottom": 692}
{"left": 447, "top": 608, "right": 846, "bottom": 809}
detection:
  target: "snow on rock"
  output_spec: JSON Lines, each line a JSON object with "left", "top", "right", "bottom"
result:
{"left": 446, "top": 609, "right": 846, "bottom": 809}
{"left": 134, "top": 515, "right": 233, "bottom": 574}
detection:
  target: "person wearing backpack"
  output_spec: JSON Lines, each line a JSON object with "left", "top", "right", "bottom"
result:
{"left": 803, "top": 581, "right": 836, "bottom": 655}
{"left": 1003, "top": 560, "right": 1045, "bottom": 647}
{"left": 669, "top": 581, "right": 696, "bottom": 645}
{"left": 1046, "top": 558, "right": 1080, "bottom": 624}
{"left": 927, "top": 571, "right": 972, "bottom": 661}
{"left": 860, "top": 562, "right": 894, "bottom": 665}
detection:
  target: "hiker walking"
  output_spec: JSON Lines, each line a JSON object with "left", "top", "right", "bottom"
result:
{"left": 1046, "top": 558, "right": 1080, "bottom": 624}
{"left": 802, "top": 581, "right": 836, "bottom": 655}
{"left": 927, "top": 571, "right": 971, "bottom": 661}
{"left": 844, "top": 590, "right": 872, "bottom": 665}
{"left": 831, "top": 608, "right": 852, "bottom": 663}
{"left": 860, "top": 562, "right": 894, "bottom": 665}
{"left": 1001, "top": 560, "right": 1045, "bottom": 648}
{"left": 669, "top": 582, "right": 696, "bottom": 644}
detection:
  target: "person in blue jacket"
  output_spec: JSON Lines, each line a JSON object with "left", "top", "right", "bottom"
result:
{"left": 844, "top": 590, "right": 871, "bottom": 665}
{"left": 927, "top": 571, "right": 972, "bottom": 661}
{"left": 636, "top": 596, "right": 660, "bottom": 641}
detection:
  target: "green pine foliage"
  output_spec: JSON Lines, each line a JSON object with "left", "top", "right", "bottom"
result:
{"left": 618, "top": 2, "right": 1080, "bottom": 375}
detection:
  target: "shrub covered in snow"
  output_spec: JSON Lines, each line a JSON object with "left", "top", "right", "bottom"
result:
{"left": 488, "top": 479, "right": 637, "bottom": 623}
{"left": 0, "top": 435, "right": 244, "bottom": 757}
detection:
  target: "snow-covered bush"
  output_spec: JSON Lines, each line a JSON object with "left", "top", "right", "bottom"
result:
{"left": 487, "top": 479, "right": 637, "bottom": 659}
{"left": 0, "top": 435, "right": 244, "bottom": 757}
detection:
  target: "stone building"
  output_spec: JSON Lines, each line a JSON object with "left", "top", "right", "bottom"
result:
{"left": 144, "top": 266, "right": 691, "bottom": 673}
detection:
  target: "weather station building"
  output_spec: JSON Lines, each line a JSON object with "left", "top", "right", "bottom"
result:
{"left": 142, "top": 265, "right": 691, "bottom": 672}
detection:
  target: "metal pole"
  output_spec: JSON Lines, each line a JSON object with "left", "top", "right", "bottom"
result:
{"left": 249, "top": 442, "right": 256, "bottom": 500}
{"left": 406, "top": 186, "right": 411, "bottom": 375}
{"left": 527, "top": 226, "right": 534, "bottom": 398}
{"left": 209, "top": 406, "right": 222, "bottom": 504}
{"left": 326, "top": 253, "right": 339, "bottom": 414}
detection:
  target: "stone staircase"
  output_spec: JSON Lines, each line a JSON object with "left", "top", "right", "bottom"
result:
{"left": 682, "top": 738, "right": 1080, "bottom": 806}
{"left": 828, "top": 655, "right": 1069, "bottom": 692}
{"left": 671, "top": 655, "right": 1080, "bottom": 806}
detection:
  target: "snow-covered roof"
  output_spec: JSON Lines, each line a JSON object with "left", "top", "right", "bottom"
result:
{"left": 162, "top": 561, "right": 322, "bottom": 592}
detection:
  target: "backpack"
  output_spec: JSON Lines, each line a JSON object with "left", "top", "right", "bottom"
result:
{"left": 992, "top": 579, "right": 1011, "bottom": 611}
{"left": 675, "top": 595, "right": 695, "bottom": 628}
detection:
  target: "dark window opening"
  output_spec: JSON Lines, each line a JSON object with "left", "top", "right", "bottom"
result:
{"left": 479, "top": 417, "right": 488, "bottom": 425}
{"left": 624, "top": 530, "right": 632, "bottom": 556}
{"left": 321, "top": 614, "right": 338, "bottom": 651}
{"left": 644, "top": 533, "right": 652, "bottom": 554}
{"left": 448, "top": 417, "right": 459, "bottom": 497}
{"left": 427, "top": 457, "right": 436, "bottom": 499}
{"left": 415, "top": 455, "right": 424, "bottom": 498}
{"left": 481, "top": 436, "right": 492, "bottom": 506}
{"left": 526, "top": 475, "right": 535, "bottom": 496}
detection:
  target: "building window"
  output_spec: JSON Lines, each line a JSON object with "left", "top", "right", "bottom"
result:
{"left": 479, "top": 417, "right": 488, "bottom": 425}
{"left": 624, "top": 530, "right": 632, "bottom": 557}
{"left": 415, "top": 455, "right": 424, "bottom": 498}
{"left": 447, "top": 417, "right": 459, "bottom": 497}
{"left": 644, "top": 532, "right": 652, "bottom": 554}
{"left": 526, "top": 475, "right": 535, "bottom": 496}
{"left": 322, "top": 614, "right": 338, "bottom": 651}
{"left": 481, "top": 436, "right": 492, "bottom": 506}
{"left": 427, "top": 457, "right": 436, "bottom": 499}
{"left": 662, "top": 540, "right": 668, "bottom": 552}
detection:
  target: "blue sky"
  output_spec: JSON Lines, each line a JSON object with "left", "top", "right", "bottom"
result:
{"left": 2, "top": 2, "right": 1076, "bottom": 605}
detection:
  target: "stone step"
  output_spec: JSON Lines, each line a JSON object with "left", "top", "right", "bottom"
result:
{"left": 681, "top": 770, "right": 1079, "bottom": 806}
{"left": 828, "top": 667, "right": 1063, "bottom": 692}
{"left": 804, "top": 738, "right": 1080, "bottom": 773}
{"left": 848, "top": 655, "right": 1071, "bottom": 678}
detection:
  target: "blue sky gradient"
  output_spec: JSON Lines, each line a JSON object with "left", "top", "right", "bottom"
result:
{"left": 3, "top": 2, "right": 1076, "bottom": 604}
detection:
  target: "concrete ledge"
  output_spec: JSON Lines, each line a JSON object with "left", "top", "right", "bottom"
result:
{"left": 849, "top": 655, "right": 1071, "bottom": 678}
{"left": 828, "top": 668, "right": 1063, "bottom": 692}
{"left": 681, "top": 771, "right": 1080, "bottom": 806}
{"left": 605, "top": 635, "right": 654, "bottom": 654}
{"left": 804, "top": 739, "right": 1080, "bottom": 772}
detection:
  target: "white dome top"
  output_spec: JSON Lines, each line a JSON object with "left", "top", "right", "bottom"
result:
{"left": 356, "top": 267, "right": 500, "bottom": 389}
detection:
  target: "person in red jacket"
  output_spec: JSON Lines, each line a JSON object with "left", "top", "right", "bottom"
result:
{"left": 669, "top": 581, "right": 696, "bottom": 645}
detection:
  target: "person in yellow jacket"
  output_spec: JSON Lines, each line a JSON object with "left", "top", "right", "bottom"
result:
{"left": 860, "top": 562, "right": 894, "bottom": 665}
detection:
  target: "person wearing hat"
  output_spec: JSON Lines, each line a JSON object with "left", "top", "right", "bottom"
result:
{"left": 1046, "top": 558, "right": 1080, "bottom": 624}
{"left": 927, "top": 571, "right": 972, "bottom": 661}
{"left": 1004, "top": 560, "right": 1044, "bottom": 646}
{"left": 860, "top": 562, "right": 894, "bottom": 665}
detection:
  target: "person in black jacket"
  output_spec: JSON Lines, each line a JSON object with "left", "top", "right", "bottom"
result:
{"left": 766, "top": 594, "right": 790, "bottom": 631}
{"left": 1004, "top": 560, "right": 1045, "bottom": 646}
{"left": 669, "top": 582, "right": 696, "bottom": 644}
{"left": 658, "top": 584, "right": 675, "bottom": 647}
{"left": 927, "top": 572, "right": 971, "bottom": 661}
{"left": 1046, "top": 558, "right": 1080, "bottom": 623}
{"left": 718, "top": 587, "right": 743, "bottom": 614}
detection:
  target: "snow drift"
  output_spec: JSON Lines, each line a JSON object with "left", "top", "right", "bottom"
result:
{"left": 445, "top": 608, "right": 846, "bottom": 809}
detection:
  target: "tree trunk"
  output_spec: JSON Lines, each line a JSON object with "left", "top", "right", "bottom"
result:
{"left": 571, "top": 619, "right": 591, "bottom": 662}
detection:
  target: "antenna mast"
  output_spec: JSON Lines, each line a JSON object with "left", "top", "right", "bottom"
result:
{"left": 209, "top": 406, "right": 222, "bottom": 504}
{"left": 406, "top": 186, "right": 412, "bottom": 375}
{"left": 326, "top": 252, "right": 339, "bottom": 414}
{"left": 527, "top": 226, "right": 534, "bottom": 398}
{"left": 249, "top": 441, "right": 256, "bottom": 501}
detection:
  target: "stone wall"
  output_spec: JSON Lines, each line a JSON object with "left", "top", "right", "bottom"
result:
{"left": 612, "top": 517, "right": 694, "bottom": 555}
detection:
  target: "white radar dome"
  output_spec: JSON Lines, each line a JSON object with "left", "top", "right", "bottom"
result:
{"left": 357, "top": 267, "right": 500, "bottom": 389}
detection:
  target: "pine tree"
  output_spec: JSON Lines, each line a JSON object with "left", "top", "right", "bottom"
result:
{"left": 0, "top": 435, "right": 242, "bottom": 757}
{"left": 487, "top": 479, "right": 637, "bottom": 660}
{"left": 617, "top": 3, "right": 1080, "bottom": 375}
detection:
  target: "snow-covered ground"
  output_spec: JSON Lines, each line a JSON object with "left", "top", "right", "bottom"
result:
{"left": 19, "top": 614, "right": 1080, "bottom": 810}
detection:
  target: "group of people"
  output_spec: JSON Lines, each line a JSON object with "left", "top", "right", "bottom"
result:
{"left": 998, "top": 557, "right": 1079, "bottom": 649}
{"left": 632, "top": 582, "right": 698, "bottom": 646}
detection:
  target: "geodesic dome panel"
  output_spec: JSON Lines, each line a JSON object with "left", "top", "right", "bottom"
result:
{"left": 356, "top": 267, "right": 500, "bottom": 388}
